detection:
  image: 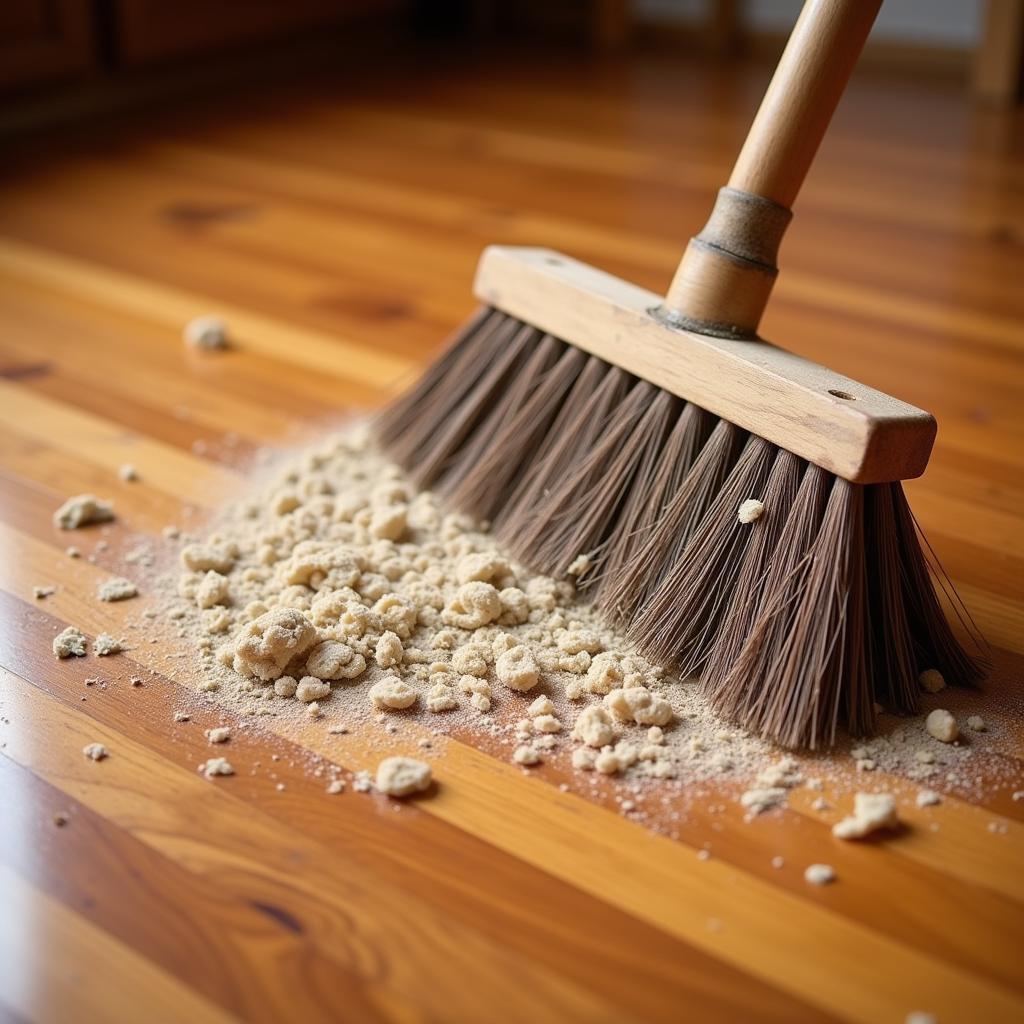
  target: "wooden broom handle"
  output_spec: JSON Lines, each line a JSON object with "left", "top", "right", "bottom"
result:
{"left": 662, "top": 0, "right": 883, "bottom": 339}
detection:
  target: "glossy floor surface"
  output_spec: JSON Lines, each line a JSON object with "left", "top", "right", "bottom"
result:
{"left": 0, "top": 45, "right": 1022, "bottom": 1024}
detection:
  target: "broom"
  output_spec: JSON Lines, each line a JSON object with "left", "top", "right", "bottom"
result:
{"left": 374, "top": 0, "right": 985, "bottom": 748}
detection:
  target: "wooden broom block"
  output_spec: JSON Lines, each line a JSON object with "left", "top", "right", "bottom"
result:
{"left": 474, "top": 244, "right": 936, "bottom": 485}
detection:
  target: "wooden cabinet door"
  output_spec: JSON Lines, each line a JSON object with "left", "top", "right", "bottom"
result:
{"left": 0, "top": 0, "right": 98, "bottom": 90}
{"left": 113, "top": 0, "right": 394, "bottom": 66}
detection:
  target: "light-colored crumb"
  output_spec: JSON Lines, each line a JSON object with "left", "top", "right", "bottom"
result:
{"left": 771, "top": 856, "right": 785, "bottom": 869}
{"left": 925, "top": 708, "right": 958, "bottom": 743}
{"left": 93, "top": 633, "right": 124, "bottom": 657}
{"left": 567, "top": 553, "right": 591, "bottom": 577}
{"left": 495, "top": 646, "right": 540, "bottom": 692}
{"left": 737, "top": 498, "right": 764, "bottom": 524}
{"left": 916, "top": 789, "right": 941, "bottom": 808}
{"left": 918, "top": 669, "right": 945, "bottom": 694}
{"left": 966, "top": 715, "right": 986, "bottom": 732}
{"left": 98, "top": 576, "right": 138, "bottom": 602}
{"left": 295, "top": 677, "right": 330, "bottom": 703}
{"left": 173, "top": 711, "right": 190, "bottom": 722}
{"left": 199, "top": 757, "right": 234, "bottom": 778}
{"left": 375, "top": 756, "right": 431, "bottom": 797}
{"left": 604, "top": 686, "right": 673, "bottom": 727}
{"left": 206, "top": 726, "right": 231, "bottom": 744}
{"left": 369, "top": 675, "right": 418, "bottom": 710}
{"left": 513, "top": 745, "right": 540, "bottom": 766}
{"left": 232, "top": 607, "right": 315, "bottom": 681}
{"left": 53, "top": 626, "right": 87, "bottom": 659}
{"left": 83, "top": 742, "right": 108, "bottom": 761}
{"left": 740, "top": 787, "right": 787, "bottom": 816}
{"left": 375, "top": 631, "right": 404, "bottom": 669}
{"left": 327, "top": 779, "right": 345, "bottom": 794}
{"left": 66, "top": 546, "right": 81, "bottom": 558}
{"left": 832, "top": 792, "right": 900, "bottom": 840}
{"left": 572, "top": 705, "right": 615, "bottom": 748}
{"left": 53, "top": 494, "right": 114, "bottom": 530}
{"left": 533, "top": 714, "right": 562, "bottom": 734}
{"left": 119, "top": 463, "right": 139, "bottom": 482}
{"left": 804, "top": 863, "right": 836, "bottom": 886}
{"left": 528, "top": 695, "right": 555, "bottom": 717}
{"left": 184, "top": 314, "right": 229, "bottom": 350}
{"left": 905, "top": 1013, "right": 937, "bottom": 1024}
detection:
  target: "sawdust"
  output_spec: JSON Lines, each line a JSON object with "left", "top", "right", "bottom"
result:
{"left": 96, "top": 422, "right": 1018, "bottom": 844}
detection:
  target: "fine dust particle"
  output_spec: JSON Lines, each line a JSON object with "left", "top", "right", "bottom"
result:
{"left": 918, "top": 669, "right": 946, "bottom": 694}
{"left": 696, "top": 849, "right": 710, "bottom": 861}
{"left": 53, "top": 626, "right": 88, "bottom": 659}
{"left": 771, "top": 856, "right": 785, "bottom": 869}
{"left": 33, "top": 585, "right": 56, "bottom": 600}
{"left": 804, "top": 864, "right": 836, "bottom": 886}
{"left": 53, "top": 812, "right": 70, "bottom": 827}
{"left": 375, "top": 756, "right": 432, "bottom": 797}
{"left": 925, "top": 708, "right": 958, "bottom": 743}
{"left": 53, "top": 494, "right": 114, "bottom": 530}
{"left": 82, "top": 743, "right": 108, "bottom": 761}
{"left": 326, "top": 779, "right": 345, "bottom": 794}
{"left": 119, "top": 464, "right": 139, "bottom": 482}
{"left": 98, "top": 577, "right": 138, "bottom": 602}
{"left": 173, "top": 711, "right": 190, "bottom": 722}
{"left": 206, "top": 726, "right": 231, "bottom": 744}
{"left": 66, "top": 546, "right": 81, "bottom": 558}
{"left": 199, "top": 757, "right": 234, "bottom": 778}
{"left": 916, "top": 790, "right": 941, "bottom": 808}
{"left": 183, "top": 315, "right": 229, "bottom": 350}
{"left": 832, "top": 792, "right": 900, "bottom": 840}
{"left": 737, "top": 498, "right": 764, "bottom": 524}
{"left": 93, "top": 633, "right": 124, "bottom": 657}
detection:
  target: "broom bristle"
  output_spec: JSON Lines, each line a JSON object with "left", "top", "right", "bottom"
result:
{"left": 590, "top": 402, "right": 714, "bottom": 610}
{"left": 375, "top": 307, "right": 987, "bottom": 748}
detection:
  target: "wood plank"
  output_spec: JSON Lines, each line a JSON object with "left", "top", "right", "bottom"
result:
{"left": 0, "top": 666, "right": 820, "bottom": 1024}
{"left": 1, "top": 529, "right": 1021, "bottom": 1022}
{"left": 0, "top": 863, "right": 236, "bottom": 1024}
{"left": 0, "top": 757, "right": 398, "bottom": 1024}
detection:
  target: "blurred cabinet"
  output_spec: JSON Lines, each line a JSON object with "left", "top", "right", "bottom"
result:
{"left": 113, "top": 0, "right": 397, "bottom": 66}
{"left": 0, "top": 0, "right": 98, "bottom": 89}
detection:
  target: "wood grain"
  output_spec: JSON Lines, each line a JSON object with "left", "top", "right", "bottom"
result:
{"left": 474, "top": 245, "right": 937, "bottom": 482}
{"left": 0, "top": 44, "right": 1021, "bottom": 1024}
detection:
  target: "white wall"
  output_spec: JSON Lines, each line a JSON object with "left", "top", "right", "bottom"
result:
{"left": 635, "top": 0, "right": 985, "bottom": 47}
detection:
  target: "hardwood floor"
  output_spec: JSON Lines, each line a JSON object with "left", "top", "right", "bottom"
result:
{"left": 0, "top": 44, "right": 1022, "bottom": 1024}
